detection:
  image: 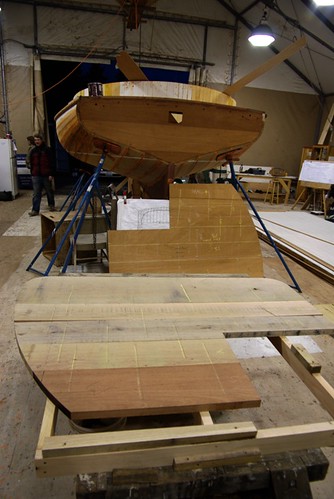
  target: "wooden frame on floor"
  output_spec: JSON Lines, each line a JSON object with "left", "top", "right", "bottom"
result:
{"left": 35, "top": 334, "right": 334, "bottom": 478}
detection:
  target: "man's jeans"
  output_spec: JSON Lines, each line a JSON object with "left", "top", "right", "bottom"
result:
{"left": 32, "top": 176, "right": 55, "bottom": 213}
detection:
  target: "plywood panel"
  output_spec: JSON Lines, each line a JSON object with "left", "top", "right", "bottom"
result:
{"left": 253, "top": 211, "right": 334, "bottom": 276}
{"left": 108, "top": 184, "right": 263, "bottom": 276}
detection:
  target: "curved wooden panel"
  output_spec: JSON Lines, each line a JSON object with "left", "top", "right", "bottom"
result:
{"left": 108, "top": 184, "right": 264, "bottom": 276}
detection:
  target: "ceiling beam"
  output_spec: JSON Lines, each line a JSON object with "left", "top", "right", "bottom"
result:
{"left": 267, "top": 0, "right": 334, "bottom": 53}
{"left": 4, "top": 0, "right": 235, "bottom": 30}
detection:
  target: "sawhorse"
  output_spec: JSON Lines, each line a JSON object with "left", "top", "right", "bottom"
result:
{"left": 75, "top": 449, "right": 328, "bottom": 498}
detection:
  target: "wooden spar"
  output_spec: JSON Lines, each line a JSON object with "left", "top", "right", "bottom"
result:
{"left": 318, "top": 103, "right": 334, "bottom": 144}
{"left": 224, "top": 36, "right": 307, "bottom": 96}
{"left": 116, "top": 51, "right": 148, "bottom": 81}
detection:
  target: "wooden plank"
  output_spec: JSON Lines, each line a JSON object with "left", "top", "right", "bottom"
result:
{"left": 18, "top": 339, "right": 238, "bottom": 370}
{"left": 256, "top": 211, "right": 334, "bottom": 246}
{"left": 15, "top": 312, "right": 333, "bottom": 348}
{"left": 291, "top": 344, "right": 322, "bottom": 373}
{"left": 36, "top": 421, "right": 334, "bottom": 477}
{"left": 35, "top": 398, "right": 58, "bottom": 463}
{"left": 318, "top": 103, "right": 334, "bottom": 144}
{"left": 16, "top": 275, "right": 307, "bottom": 305}
{"left": 14, "top": 300, "right": 322, "bottom": 322}
{"left": 196, "top": 411, "right": 214, "bottom": 426}
{"left": 316, "top": 304, "right": 334, "bottom": 323}
{"left": 43, "top": 421, "right": 258, "bottom": 458}
{"left": 173, "top": 447, "right": 261, "bottom": 470}
{"left": 116, "top": 51, "right": 148, "bottom": 81}
{"left": 33, "top": 362, "right": 261, "bottom": 419}
{"left": 270, "top": 336, "right": 334, "bottom": 418}
{"left": 224, "top": 37, "right": 306, "bottom": 96}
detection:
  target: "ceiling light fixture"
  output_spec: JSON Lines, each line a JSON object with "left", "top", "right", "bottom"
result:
{"left": 313, "top": 0, "right": 334, "bottom": 6}
{"left": 248, "top": 8, "right": 275, "bottom": 47}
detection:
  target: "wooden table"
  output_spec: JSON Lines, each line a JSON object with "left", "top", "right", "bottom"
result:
{"left": 15, "top": 275, "right": 334, "bottom": 421}
{"left": 236, "top": 174, "right": 296, "bottom": 204}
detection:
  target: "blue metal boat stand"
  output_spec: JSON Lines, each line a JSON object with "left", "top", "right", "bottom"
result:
{"left": 26, "top": 151, "right": 112, "bottom": 276}
{"left": 228, "top": 159, "right": 301, "bottom": 293}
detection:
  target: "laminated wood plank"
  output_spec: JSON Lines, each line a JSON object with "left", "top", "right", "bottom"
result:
{"left": 319, "top": 103, "right": 334, "bottom": 144}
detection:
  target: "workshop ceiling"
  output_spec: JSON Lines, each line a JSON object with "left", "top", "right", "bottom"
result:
{"left": 216, "top": 0, "right": 334, "bottom": 97}
{"left": 4, "top": 0, "right": 334, "bottom": 97}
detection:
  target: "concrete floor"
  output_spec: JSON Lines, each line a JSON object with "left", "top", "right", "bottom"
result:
{"left": 0, "top": 189, "right": 334, "bottom": 498}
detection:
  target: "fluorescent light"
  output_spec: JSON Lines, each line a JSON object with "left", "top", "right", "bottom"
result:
{"left": 248, "top": 23, "right": 275, "bottom": 47}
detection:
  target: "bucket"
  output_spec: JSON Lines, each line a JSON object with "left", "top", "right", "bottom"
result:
{"left": 88, "top": 82, "right": 103, "bottom": 97}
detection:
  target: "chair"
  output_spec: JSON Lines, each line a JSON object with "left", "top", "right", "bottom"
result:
{"left": 70, "top": 214, "right": 109, "bottom": 267}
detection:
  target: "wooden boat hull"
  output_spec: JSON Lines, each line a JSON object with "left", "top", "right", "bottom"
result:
{"left": 55, "top": 81, "right": 266, "bottom": 195}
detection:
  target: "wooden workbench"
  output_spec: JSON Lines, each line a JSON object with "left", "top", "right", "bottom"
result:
{"left": 236, "top": 173, "right": 296, "bottom": 203}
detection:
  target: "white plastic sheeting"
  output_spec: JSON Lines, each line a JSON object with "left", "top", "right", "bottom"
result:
{"left": 3, "top": 0, "right": 332, "bottom": 94}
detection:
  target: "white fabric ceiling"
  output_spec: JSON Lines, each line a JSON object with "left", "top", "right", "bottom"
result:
{"left": 213, "top": 0, "right": 334, "bottom": 96}
{"left": 2, "top": 0, "right": 334, "bottom": 97}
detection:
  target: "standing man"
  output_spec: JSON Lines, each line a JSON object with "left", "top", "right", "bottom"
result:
{"left": 28, "top": 133, "right": 56, "bottom": 216}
